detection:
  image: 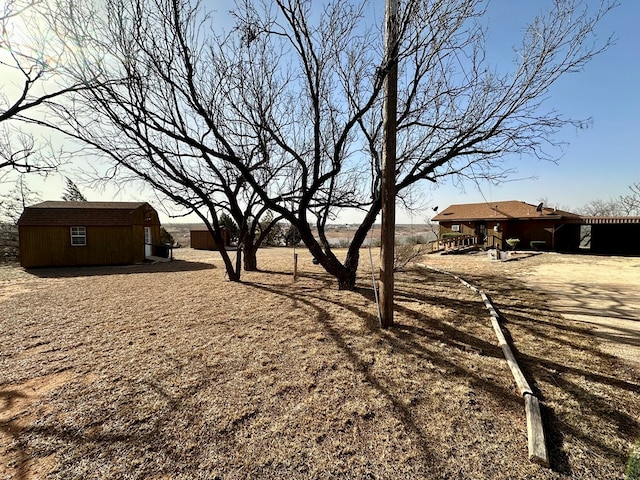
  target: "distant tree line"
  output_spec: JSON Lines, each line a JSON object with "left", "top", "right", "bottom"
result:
{"left": 220, "top": 212, "right": 301, "bottom": 248}
{"left": 579, "top": 181, "right": 640, "bottom": 217}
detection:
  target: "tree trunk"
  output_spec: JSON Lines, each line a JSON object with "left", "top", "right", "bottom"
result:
{"left": 292, "top": 200, "right": 381, "bottom": 291}
{"left": 244, "top": 246, "right": 258, "bottom": 271}
{"left": 242, "top": 230, "right": 259, "bottom": 271}
{"left": 339, "top": 198, "right": 382, "bottom": 290}
{"left": 336, "top": 263, "right": 358, "bottom": 290}
{"left": 226, "top": 269, "right": 241, "bottom": 282}
{"left": 217, "top": 243, "right": 241, "bottom": 282}
{"left": 298, "top": 221, "right": 358, "bottom": 290}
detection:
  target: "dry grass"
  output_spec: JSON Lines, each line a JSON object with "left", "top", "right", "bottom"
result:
{"left": 1, "top": 248, "right": 638, "bottom": 479}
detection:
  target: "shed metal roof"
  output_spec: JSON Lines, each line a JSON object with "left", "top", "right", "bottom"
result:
{"left": 17, "top": 201, "right": 152, "bottom": 227}
{"left": 577, "top": 216, "right": 640, "bottom": 225}
{"left": 29, "top": 201, "right": 148, "bottom": 209}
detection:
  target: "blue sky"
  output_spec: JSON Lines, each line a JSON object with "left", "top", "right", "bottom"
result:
{"left": 427, "top": 0, "right": 640, "bottom": 219}
{"left": 7, "top": 0, "right": 639, "bottom": 224}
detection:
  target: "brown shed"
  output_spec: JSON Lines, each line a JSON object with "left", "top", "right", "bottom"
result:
{"left": 17, "top": 201, "right": 162, "bottom": 268}
{"left": 190, "top": 227, "right": 230, "bottom": 250}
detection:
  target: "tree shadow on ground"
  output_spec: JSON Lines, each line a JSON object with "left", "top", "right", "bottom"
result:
{"left": 24, "top": 260, "right": 214, "bottom": 278}
{"left": 6, "top": 381, "right": 183, "bottom": 480}
{"left": 6, "top": 259, "right": 638, "bottom": 478}
{"left": 244, "top": 279, "right": 436, "bottom": 468}
{"left": 1, "top": 392, "right": 29, "bottom": 480}
{"left": 409, "top": 266, "right": 640, "bottom": 475}
{"left": 244, "top": 274, "right": 529, "bottom": 475}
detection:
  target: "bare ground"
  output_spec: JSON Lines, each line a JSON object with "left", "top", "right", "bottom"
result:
{"left": 0, "top": 248, "right": 638, "bottom": 479}
{"left": 521, "top": 254, "right": 640, "bottom": 370}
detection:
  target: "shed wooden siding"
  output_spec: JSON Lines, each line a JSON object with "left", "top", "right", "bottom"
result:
{"left": 190, "top": 228, "right": 230, "bottom": 250}
{"left": 18, "top": 202, "right": 161, "bottom": 268}
{"left": 19, "top": 225, "right": 143, "bottom": 268}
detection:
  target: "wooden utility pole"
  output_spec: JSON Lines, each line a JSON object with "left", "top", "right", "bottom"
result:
{"left": 379, "top": 0, "right": 398, "bottom": 328}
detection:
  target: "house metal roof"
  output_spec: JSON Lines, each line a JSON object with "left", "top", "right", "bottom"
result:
{"left": 17, "top": 201, "right": 153, "bottom": 227}
{"left": 432, "top": 200, "right": 581, "bottom": 222}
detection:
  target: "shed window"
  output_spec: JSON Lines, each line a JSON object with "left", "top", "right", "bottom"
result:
{"left": 70, "top": 226, "right": 87, "bottom": 246}
{"left": 451, "top": 224, "right": 460, "bottom": 232}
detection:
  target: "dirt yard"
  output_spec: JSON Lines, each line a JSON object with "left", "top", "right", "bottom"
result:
{"left": 1, "top": 248, "right": 638, "bottom": 479}
{"left": 422, "top": 251, "right": 640, "bottom": 370}
{"left": 523, "top": 255, "right": 640, "bottom": 370}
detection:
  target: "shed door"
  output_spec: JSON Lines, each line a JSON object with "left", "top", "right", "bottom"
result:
{"left": 144, "top": 227, "right": 152, "bottom": 257}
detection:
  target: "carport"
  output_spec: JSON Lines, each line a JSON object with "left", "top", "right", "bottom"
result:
{"left": 579, "top": 217, "right": 640, "bottom": 255}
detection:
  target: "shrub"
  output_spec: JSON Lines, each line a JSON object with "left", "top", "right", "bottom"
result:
{"left": 284, "top": 224, "right": 302, "bottom": 247}
{"left": 160, "top": 227, "right": 174, "bottom": 246}
{"left": 405, "top": 235, "right": 429, "bottom": 245}
{"left": 0, "top": 223, "right": 19, "bottom": 260}
{"left": 261, "top": 220, "right": 284, "bottom": 246}
{"left": 530, "top": 240, "right": 546, "bottom": 251}
{"left": 506, "top": 238, "right": 520, "bottom": 250}
{"left": 394, "top": 243, "right": 429, "bottom": 271}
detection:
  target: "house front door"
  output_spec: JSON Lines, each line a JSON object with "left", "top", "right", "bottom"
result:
{"left": 476, "top": 222, "right": 487, "bottom": 245}
{"left": 144, "top": 227, "right": 152, "bottom": 257}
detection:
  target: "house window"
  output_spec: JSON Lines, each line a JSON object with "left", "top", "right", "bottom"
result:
{"left": 70, "top": 226, "right": 87, "bottom": 246}
{"left": 451, "top": 224, "right": 460, "bottom": 232}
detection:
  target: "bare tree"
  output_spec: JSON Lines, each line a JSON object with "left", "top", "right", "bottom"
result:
{"left": 236, "top": 0, "right": 615, "bottom": 289}
{"left": 0, "top": 0, "right": 96, "bottom": 179}
{"left": 580, "top": 198, "right": 623, "bottom": 216}
{"left": 0, "top": 174, "right": 41, "bottom": 224}
{"left": 581, "top": 181, "right": 640, "bottom": 216}
{"left": 0, "top": 175, "right": 41, "bottom": 258}
{"left": 620, "top": 181, "right": 640, "bottom": 216}
{"left": 33, "top": 0, "right": 298, "bottom": 280}
{"left": 39, "top": 0, "right": 614, "bottom": 288}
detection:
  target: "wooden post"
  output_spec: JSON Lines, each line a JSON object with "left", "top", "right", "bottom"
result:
{"left": 379, "top": 0, "right": 399, "bottom": 328}
{"left": 416, "top": 263, "right": 549, "bottom": 467}
{"left": 293, "top": 253, "right": 298, "bottom": 281}
{"left": 525, "top": 393, "right": 549, "bottom": 467}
